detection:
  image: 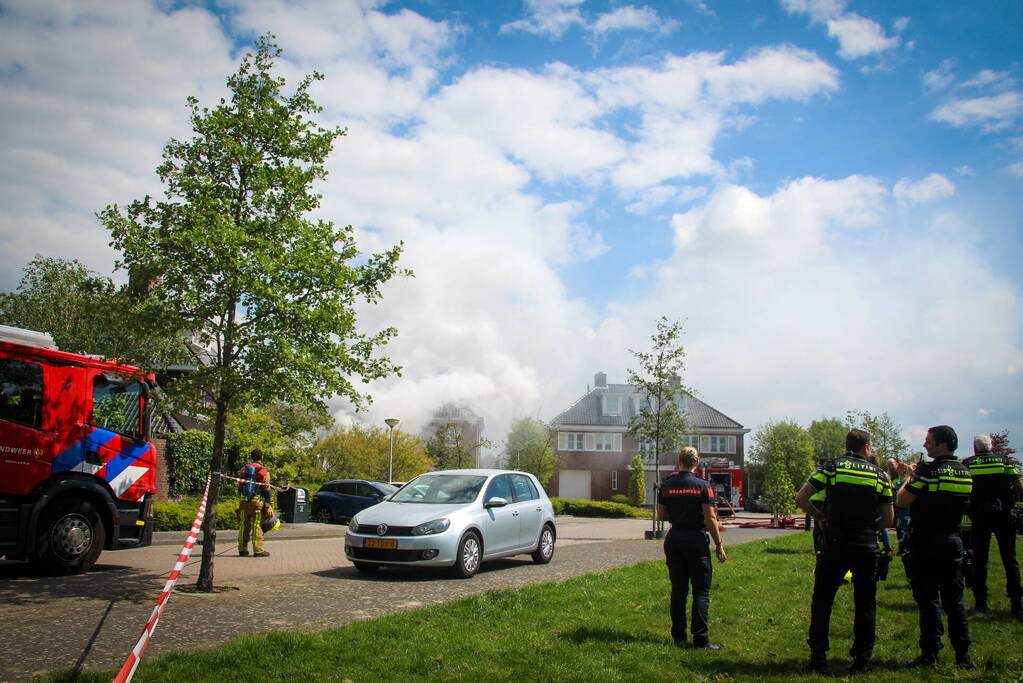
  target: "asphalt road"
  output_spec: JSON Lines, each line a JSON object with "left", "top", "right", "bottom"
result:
{"left": 0, "top": 515, "right": 798, "bottom": 682}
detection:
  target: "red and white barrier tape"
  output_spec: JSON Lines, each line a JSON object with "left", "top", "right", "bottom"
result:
{"left": 214, "top": 471, "right": 291, "bottom": 492}
{"left": 113, "top": 472, "right": 212, "bottom": 683}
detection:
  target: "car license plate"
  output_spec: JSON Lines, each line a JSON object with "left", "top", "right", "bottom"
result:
{"left": 365, "top": 538, "right": 397, "bottom": 549}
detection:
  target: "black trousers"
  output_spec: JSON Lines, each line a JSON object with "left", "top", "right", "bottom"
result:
{"left": 664, "top": 529, "right": 712, "bottom": 645}
{"left": 807, "top": 538, "right": 879, "bottom": 658}
{"left": 970, "top": 513, "right": 1021, "bottom": 602}
{"left": 908, "top": 534, "right": 971, "bottom": 656}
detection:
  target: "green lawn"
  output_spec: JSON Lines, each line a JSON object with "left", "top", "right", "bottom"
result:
{"left": 50, "top": 533, "right": 1022, "bottom": 682}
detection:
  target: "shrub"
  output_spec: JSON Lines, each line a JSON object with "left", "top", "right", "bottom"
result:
{"left": 609, "top": 494, "right": 631, "bottom": 505}
{"left": 164, "top": 430, "right": 214, "bottom": 496}
{"left": 153, "top": 497, "right": 243, "bottom": 532}
{"left": 551, "top": 497, "right": 640, "bottom": 518}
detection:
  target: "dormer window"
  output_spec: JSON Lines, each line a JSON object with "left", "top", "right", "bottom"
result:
{"left": 602, "top": 394, "right": 622, "bottom": 416}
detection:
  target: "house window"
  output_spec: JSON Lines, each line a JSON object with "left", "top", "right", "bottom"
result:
{"left": 565, "top": 433, "right": 584, "bottom": 450}
{"left": 681, "top": 435, "right": 700, "bottom": 449}
{"left": 611, "top": 471, "right": 618, "bottom": 490}
{"left": 602, "top": 395, "right": 622, "bottom": 416}
{"left": 594, "top": 433, "right": 614, "bottom": 451}
{"left": 702, "top": 435, "right": 736, "bottom": 454}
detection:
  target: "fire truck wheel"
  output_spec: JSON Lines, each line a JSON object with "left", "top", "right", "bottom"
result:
{"left": 31, "top": 498, "right": 106, "bottom": 576}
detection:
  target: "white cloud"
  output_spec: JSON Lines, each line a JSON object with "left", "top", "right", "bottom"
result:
{"left": 501, "top": 0, "right": 585, "bottom": 38}
{"left": 780, "top": 0, "right": 847, "bottom": 23}
{"left": 893, "top": 173, "right": 955, "bottom": 205}
{"left": 826, "top": 14, "right": 899, "bottom": 60}
{"left": 590, "top": 6, "right": 680, "bottom": 37}
{"left": 1009, "top": 161, "right": 1023, "bottom": 177}
{"left": 959, "top": 69, "right": 1014, "bottom": 90}
{"left": 923, "top": 60, "right": 957, "bottom": 92}
{"left": 893, "top": 16, "right": 910, "bottom": 32}
{"left": 931, "top": 91, "right": 1023, "bottom": 132}
{"left": 644, "top": 177, "right": 1022, "bottom": 436}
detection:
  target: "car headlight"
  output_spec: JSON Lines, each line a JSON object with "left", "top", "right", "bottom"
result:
{"left": 412, "top": 518, "right": 450, "bottom": 536}
{"left": 348, "top": 516, "right": 359, "bottom": 530}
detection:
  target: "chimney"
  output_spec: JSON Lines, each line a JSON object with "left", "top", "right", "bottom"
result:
{"left": 594, "top": 371, "right": 607, "bottom": 389}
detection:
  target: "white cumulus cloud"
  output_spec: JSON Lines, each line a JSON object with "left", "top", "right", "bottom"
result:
{"left": 893, "top": 173, "right": 955, "bottom": 205}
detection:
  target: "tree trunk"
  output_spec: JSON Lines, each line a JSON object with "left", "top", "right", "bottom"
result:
{"left": 195, "top": 396, "right": 229, "bottom": 592}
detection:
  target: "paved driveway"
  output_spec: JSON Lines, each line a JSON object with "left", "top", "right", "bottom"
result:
{"left": 0, "top": 517, "right": 798, "bottom": 682}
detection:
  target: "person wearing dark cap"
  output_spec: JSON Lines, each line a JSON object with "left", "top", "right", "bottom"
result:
{"left": 897, "top": 425, "right": 973, "bottom": 668}
{"left": 963, "top": 434, "right": 1022, "bottom": 614}
{"left": 796, "top": 428, "right": 894, "bottom": 675}
{"left": 657, "top": 446, "right": 727, "bottom": 650}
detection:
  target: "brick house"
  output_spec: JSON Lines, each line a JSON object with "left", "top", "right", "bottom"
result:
{"left": 550, "top": 372, "right": 750, "bottom": 504}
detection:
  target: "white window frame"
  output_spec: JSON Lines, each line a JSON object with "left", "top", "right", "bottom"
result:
{"left": 594, "top": 433, "right": 613, "bottom": 451}
{"left": 611, "top": 471, "right": 618, "bottom": 490}
{"left": 561, "top": 432, "right": 585, "bottom": 450}
{"left": 602, "top": 394, "right": 622, "bottom": 416}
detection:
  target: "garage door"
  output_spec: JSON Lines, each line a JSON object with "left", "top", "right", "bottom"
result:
{"left": 559, "top": 469, "right": 591, "bottom": 500}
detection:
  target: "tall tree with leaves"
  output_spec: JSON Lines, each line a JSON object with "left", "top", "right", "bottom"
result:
{"left": 426, "top": 424, "right": 476, "bottom": 470}
{"left": 99, "top": 37, "right": 407, "bottom": 591}
{"left": 313, "top": 424, "right": 431, "bottom": 482}
{"left": 627, "top": 316, "right": 692, "bottom": 531}
{"left": 628, "top": 455, "right": 645, "bottom": 507}
{"left": 807, "top": 417, "right": 845, "bottom": 464}
{"left": 0, "top": 255, "right": 184, "bottom": 368}
{"left": 989, "top": 430, "right": 1016, "bottom": 456}
{"left": 502, "top": 417, "right": 557, "bottom": 488}
{"left": 844, "top": 409, "right": 910, "bottom": 462}
{"left": 749, "top": 420, "right": 815, "bottom": 516}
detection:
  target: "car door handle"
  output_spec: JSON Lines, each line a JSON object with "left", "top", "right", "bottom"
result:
{"left": 535, "top": 506, "right": 543, "bottom": 511}
{"left": 512, "top": 511, "right": 519, "bottom": 516}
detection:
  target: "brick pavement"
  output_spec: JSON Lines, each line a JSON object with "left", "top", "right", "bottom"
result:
{"left": 0, "top": 517, "right": 799, "bottom": 682}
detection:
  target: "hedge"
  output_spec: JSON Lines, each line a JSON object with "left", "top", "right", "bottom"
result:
{"left": 164, "top": 430, "right": 214, "bottom": 496}
{"left": 153, "top": 498, "right": 243, "bottom": 532}
{"left": 551, "top": 497, "right": 643, "bottom": 518}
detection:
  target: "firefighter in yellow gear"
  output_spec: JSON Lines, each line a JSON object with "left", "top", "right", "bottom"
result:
{"left": 237, "top": 449, "right": 272, "bottom": 557}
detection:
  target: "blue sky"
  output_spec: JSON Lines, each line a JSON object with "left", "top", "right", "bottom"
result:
{"left": 1, "top": 0, "right": 1021, "bottom": 456}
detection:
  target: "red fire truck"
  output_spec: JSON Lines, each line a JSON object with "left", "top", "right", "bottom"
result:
{"left": 0, "top": 326, "right": 156, "bottom": 574}
{"left": 695, "top": 457, "right": 743, "bottom": 513}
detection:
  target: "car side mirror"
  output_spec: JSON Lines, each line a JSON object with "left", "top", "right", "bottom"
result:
{"left": 485, "top": 496, "right": 508, "bottom": 508}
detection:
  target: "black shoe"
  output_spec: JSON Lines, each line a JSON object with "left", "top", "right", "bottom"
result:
{"left": 238, "top": 550, "right": 249, "bottom": 556}
{"left": 848, "top": 656, "right": 870, "bottom": 673}
{"left": 907, "top": 653, "right": 938, "bottom": 668}
{"left": 673, "top": 638, "right": 690, "bottom": 649}
{"left": 955, "top": 653, "right": 975, "bottom": 670}
{"left": 253, "top": 551, "right": 271, "bottom": 557}
{"left": 1011, "top": 598, "right": 1022, "bottom": 614}
{"left": 805, "top": 654, "right": 828, "bottom": 675}
{"left": 693, "top": 642, "right": 722, "bottom": 650}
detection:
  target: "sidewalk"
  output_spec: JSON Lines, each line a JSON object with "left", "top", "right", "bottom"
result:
{"left": 151, "top": 520, "right": 348, "bottom": 546}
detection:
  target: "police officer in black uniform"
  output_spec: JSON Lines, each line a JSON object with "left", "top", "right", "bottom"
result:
{"left": 795, "top": 428, "right": 894, "bottom": 675}
{"left": 657, "top": 446, "right": 727, "bottom": 650}
{"left": 896, "top": 425, "right": 974, "bottom": 669}
{"left": 963, "top": 434, "right": 1022, "bottom": 614}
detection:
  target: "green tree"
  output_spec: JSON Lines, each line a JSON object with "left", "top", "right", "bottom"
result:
{"left": 844, "top": 410, "right": 910, "bottom": 462}
{"left": 627, "top": 317, "right": 692, "bottom": 532}
{"left": 807, "top": 417, "right": 845, "bottom": 463}
{"left": 502, "top": 417, "right": 556, "bottom": 488}
{"left": 627, "top": 455, "right": 645, "bottom": 506}
{"left": 226, "top": 402, "right": 334, "bottom": 484}
{"left": 99, "top": 37, "right": 407, "bottom": 591}
{"left": 749, "top": 420, "right": 815, "bottom": 516}
{"left": 0, "top": 255, "right": 184, "bottom": 368}
{"left": 426, "top": 424, "right": 476, "bottom": 470}
{"left": 313, "top": 424, "right": 431, "bottom": 482}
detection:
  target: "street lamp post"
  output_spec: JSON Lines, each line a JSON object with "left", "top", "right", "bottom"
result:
{"left": 385, "top": 418, "right": 400, "bottom": 483}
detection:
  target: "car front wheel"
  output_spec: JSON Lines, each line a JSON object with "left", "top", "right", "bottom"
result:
{"left": 452, "top": 531, "right": 482, "bottom": 578}
{"left": 532, "top": 524, "right": 555, "bottom": 564}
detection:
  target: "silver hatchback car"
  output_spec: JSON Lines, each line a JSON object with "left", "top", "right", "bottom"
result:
{"left": 345, "top": 469, "right": 557, "bottom": 578}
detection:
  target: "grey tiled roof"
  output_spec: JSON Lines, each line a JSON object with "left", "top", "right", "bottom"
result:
{"left": 552, "top": 383, "right": 744, "bottom": 430}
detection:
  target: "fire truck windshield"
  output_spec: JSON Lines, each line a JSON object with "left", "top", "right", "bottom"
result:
{"left": 91, "top": 373, "right": 145, "bottom": 437}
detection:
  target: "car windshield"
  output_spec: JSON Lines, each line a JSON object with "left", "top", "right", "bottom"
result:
{"left": 390, "top": 474, "right": 487, "bottom": 504}
{"left": 376, "top": 482, "right": 398, "bottom": 495}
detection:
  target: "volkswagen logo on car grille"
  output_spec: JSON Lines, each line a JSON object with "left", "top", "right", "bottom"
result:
{"left": 376, "top": 523, "right": 388, "bottom": 536}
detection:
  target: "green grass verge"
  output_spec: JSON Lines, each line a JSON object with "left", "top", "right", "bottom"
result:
{"left": 47, "top": 534, "right": 1022, "bottom": 682}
